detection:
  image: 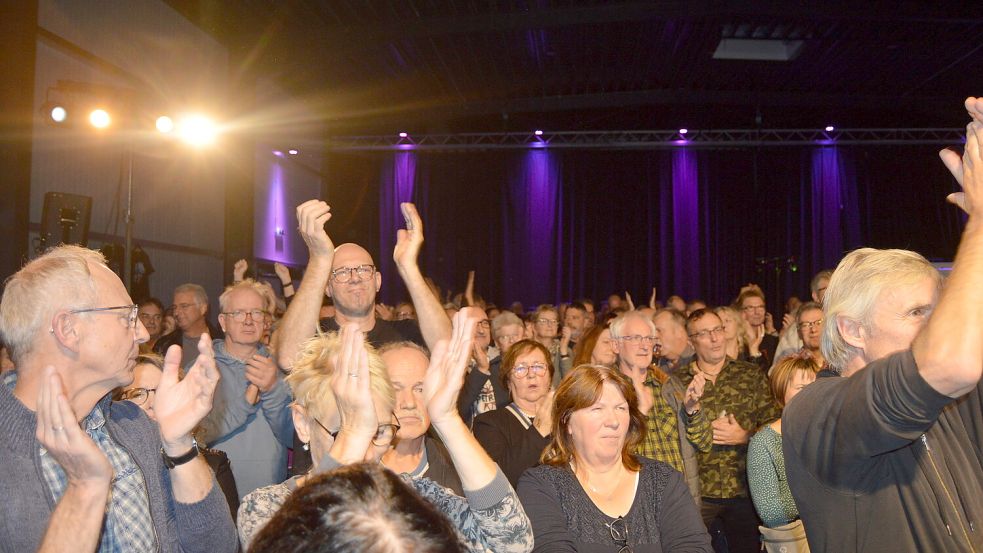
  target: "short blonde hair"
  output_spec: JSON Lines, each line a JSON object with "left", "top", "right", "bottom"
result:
{"left": 286, "top": 332, "right": 394, "bottom": 423}
{"left": 218, "top": 279, "right": 270, "bottom": 314}
{"left": 714, "top": 305, "right": 748, "bottom": 350}
{"left": 0, "top": 245, "right": 104, "bottom": 363}
{"left": 821, "top": 248, "right": 941, "bottom": 371}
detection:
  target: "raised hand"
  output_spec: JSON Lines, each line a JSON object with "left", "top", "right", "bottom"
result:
{"left": 765, "top": 312, "right": 777, "bottom": 335}
{"left": 649, "top": 287, "right": 657, "bottom": 310}
{"left": 233, "top": 259, "right": 248, "bottom": 282}
{"left": 296, "top": 200, "right": 334, "bottom": 260}
{"left": 942, "top": 112, "right": 983, "bottom": 216}
{"left": 36, "top": 367, "right": 112, "bottom": 486}
{"left": 393, "top": 202, "right": 424, "bottom": 271}
{"left": 781, "top": 312, "right": 795, "bottom": 333}
{"left": 533, "top": 389, "right": 555, "bottom": 437}
{"left": 684, "top": 371, "right": 706, "bottom": 414}
{"left": 748, "top": 324, "right": 765, "bottom": 357}
{"left": 424, "top": 309, "right": 477, "bottom": 427}
{"left": 331, "top": 324, "right": 377, "bottom": 437}
{"left": 375, "top": 303, "right": 394, "bottom": 321}
{"left": 472, "top": 340, "right": 490, "bottom": 375}
{"left": 274, "top": 262, "right": 291, "bottom": 284}
{"left": 155, "top": 335, "right": 220, "bottom": 451}
{"left": 625, "top": 291, "right": 635, "bottom": 310}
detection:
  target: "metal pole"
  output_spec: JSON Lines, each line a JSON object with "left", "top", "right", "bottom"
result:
{"left": 124, "top": 147, "right": 133, "bottom": 293}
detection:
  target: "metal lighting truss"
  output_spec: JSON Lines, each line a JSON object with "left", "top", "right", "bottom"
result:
{"left": 326, "top": 128, "right": 965, "bottom": 151}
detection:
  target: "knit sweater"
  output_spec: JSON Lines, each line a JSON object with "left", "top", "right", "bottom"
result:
{"left": 0, "top": 380, "right": 238, "bottom": 553}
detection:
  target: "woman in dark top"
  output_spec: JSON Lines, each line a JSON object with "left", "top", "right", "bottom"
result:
{"left": 473, "top": 340, "right": 554, "bottom": 486}
{"left": 517, "top": 364, "right": 712, "bottom": 553}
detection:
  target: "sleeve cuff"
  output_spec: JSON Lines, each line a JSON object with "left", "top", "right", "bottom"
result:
{"left": 463, "top": 466, "right": 513, "bottom": 511}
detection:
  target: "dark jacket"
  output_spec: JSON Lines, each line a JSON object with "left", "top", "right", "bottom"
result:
{"left": 783, "top": 349, "right": 983, "bottom": 552}
{"left": 153, "top": 319, "right": 224, "bottom": 357}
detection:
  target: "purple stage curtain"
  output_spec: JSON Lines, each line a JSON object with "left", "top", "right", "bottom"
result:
{"left": 378, "top": 151, "right": 417, "bottom": 300}
{"left": 668, "top": 149, "right": 701, "bottom": 299}
{"left": 811, "top": 147, "right": 861, "bottom": 271}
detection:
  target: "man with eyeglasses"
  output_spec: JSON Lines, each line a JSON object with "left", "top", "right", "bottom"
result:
{"left": 775, "top": 301, "right": 825, "bottom": 370}
{"left": 155, "top": 283, "right": 223, "bottom": 369}
{"left": 735, "top": 288, "right": 779, "bottom": 369}
{"left": 678, "top": 309, "right": 780, "bottom": 553}
{"left": 0, "top": 245, "right": 236, "bottom": 553}
{"left": 771, "top": 270, "right": 833, "bottom": 369}
{"left": 459, "top": 311, "right": 523, "bottom": 426}
{"left": 200, "top": 279, "right": 294, "bottom": 499}
{"left": 274, "top": 200, "right": 452, "bottom": 474}
{"left": 137, "top": 297, "right": 165, "bottom": 352}
{"left": 610, "top": 311, "right": 711, "bottom": 506}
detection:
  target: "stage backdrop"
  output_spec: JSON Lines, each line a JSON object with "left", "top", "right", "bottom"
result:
{"left": 324, "top": 145, "right": 962, "bottom": 310}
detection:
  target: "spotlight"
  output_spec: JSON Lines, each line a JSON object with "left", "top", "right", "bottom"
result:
{"left": 177, "top": 114, "right": 217, "bottom": 147}
{"left": 273, "top": 150, "right": 284, "bottom": 157}
{"left": 679, "top": 128, "right": 688, "bottom": 135}
{"left": 50, "top": 106, "right": 67, "bottom": 123}
{"left": 155, "top": 116, "right": 174, "bottom": 133}
{"left": 398, "top": 132, "right": 408, "bottom": 138}
{"left": 825, "top": 125, "right": 835, "bottom": 132}
{"left": 288, "top": 149, "right": 299, "bottom": 155}
{"left": 89, "top": 109, "right": 111, "bottom": 129}
{"left": 534, "top": 130, "right": 543, "bottom": 136}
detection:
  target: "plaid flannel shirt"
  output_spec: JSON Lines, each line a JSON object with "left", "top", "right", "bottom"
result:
{"left": 635, "top": 368, "right": 712, "bottom": 473}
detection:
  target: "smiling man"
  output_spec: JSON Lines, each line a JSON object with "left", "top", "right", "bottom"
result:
{"left": 0, "top": 245, "right": 235, "bottom": 553}
{"left": 378, "top": 341, "right": 463, "bottom": 495}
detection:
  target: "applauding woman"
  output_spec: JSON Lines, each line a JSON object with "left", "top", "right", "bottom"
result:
{"left": 518, "top": 364, "right": 711, "bottom": 552}
{"left": 474, "top": 339, "right": 555, "bottom": 486}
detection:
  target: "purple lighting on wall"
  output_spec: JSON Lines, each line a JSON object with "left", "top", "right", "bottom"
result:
{"left": 256, "top": 160, "right": 287, "bottom": 260}
{"left": 379, "top": 151, "right": 418, "bottom": 294}
{"left": 671, "top": 149, "right": 700, "bottom": 298}
{"left": 504, "top": 149, "right": 561, "bottom": 305}
{"left": 272, "top": 150, "right": 283, "bottom": 157}
{"left": 811, "top": 147, "right": 860, "bottom": 268}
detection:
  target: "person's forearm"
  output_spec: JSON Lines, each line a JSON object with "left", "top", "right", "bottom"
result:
{"left": 273, "top": 256, "right": 332, "bottom": 371}
{"left": 686, "top": 411, "right": 714, "bottom": 452}
{"left": 38, "top": 481, "right": 109, "bottom": 553}
{"left": 431, "top": 415, "right": 497, "bottom": 491}
{"left": 397, "top": 264, "right": 451, "bottom": 350}
{"left": 915, "top": 221, "right": 983, "bottom": 397}
{"left": 167, "top": 445, "right": 218, "bottom": 504}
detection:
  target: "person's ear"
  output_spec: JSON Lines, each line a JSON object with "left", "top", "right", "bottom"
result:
{"left": 292, "top": 404, "right": 313, "bottom": 445}
{"left": 50, "top": 311, "right": 81, "bottom": 353}
{"left": 836, "top": 315, "right": 866, "bottom": 350}
{"left": 218, "top": 314, "right": 228, "bottom": 334}
{"left": 374, "top": 271, "right": 382, "bottom": 293}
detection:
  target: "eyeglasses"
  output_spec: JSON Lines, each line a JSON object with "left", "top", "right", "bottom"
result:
{"left": 605, "top": 516, "right": 633, "bottom": 553}
{"left": 330, "top": 265, "right": 375, "bottom": 283}
{"left": 620, "top": 335, "right": 655, "bottom": 345}
{"left": 120, "top": 387, "right": 156, "bottom": 405}
{"left": 138, "top": 313, "right": 162, "bottom": 323}
{"left": 173, "top": 302, "right": 199, "bottom": 311}
{"left": 536, "top": 318, "right": 559, "bottom": 326}
{"left": 70, "top": 304, "right": 139, "bottom": 329}
{"left": 222, "top": 309, "right": 267, "bottom": 323}
{"left": 688, "top": 326, "right": 726, "bottom": 339}
{"left": 742, "top": 305, "right": 766, "bottom": 312}
{"left": 476, "top": 320, "right": 491, "bottom": 329}
{"left": 512, "top": 363, "right": 548, "bottom": 377}
{"left": 313, "top": 415, "right": 401, "bottom": 447}
{"left": 798, "top": 319, "right": 824, "bottom": 330}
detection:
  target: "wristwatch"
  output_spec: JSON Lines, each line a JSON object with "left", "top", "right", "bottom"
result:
{"left": 161, "top": 437, "right": 200, "bottom": 469}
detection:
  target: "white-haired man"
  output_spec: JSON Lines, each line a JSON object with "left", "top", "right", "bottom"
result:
{"left": 0, "top": 246, "right": 235, "bottom": 552}
{"left": 200, "top": 279, "right": 294, "bottom": 498}
{"left": 783, "top": 99, "right": 983, "bottom": 551}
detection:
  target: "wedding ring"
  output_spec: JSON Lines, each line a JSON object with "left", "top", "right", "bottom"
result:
{"left": 52, "top": 426, "right": 64, "bottom": 432}
{"left": 348, "top": 372, "right": 359, "bottom": 378}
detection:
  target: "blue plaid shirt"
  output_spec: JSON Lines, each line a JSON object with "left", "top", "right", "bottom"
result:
{"left": 38, "top": 399, "right": 157, "bottom": 552}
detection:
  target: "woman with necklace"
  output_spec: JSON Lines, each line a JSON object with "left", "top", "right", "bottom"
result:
{"left": 474, "top": 340, "right": 555, "bottom": 486}
{"left": 518, "top": 364, "right": 712, "bottom": 552}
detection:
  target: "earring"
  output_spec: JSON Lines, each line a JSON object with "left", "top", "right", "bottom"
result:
{"left": 302, "top": 442, "right": 310, "bottom": 452}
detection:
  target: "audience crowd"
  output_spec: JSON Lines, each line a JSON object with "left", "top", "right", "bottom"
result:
{"left": 0, "top": 97, "right": 982, "bottom": 552}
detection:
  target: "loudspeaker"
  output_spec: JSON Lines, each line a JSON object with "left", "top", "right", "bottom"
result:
{"left": 39, "top": 192, "right": 92, "bottom": 249}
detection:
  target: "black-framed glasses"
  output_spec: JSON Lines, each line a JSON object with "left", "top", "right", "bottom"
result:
{"left": 513, "top": 363, "right": 548, "bottom": 377}
{"left": 798, "top": 319, "right": 824, "bottom": 330}
{"left": 688, "top": 326, "right": 726, "bottom": 340}
{"left": 605, "top": 516, "right": 632, "bottom": 553}
{"left": 70, "top": 304, "right": 139, "bottom": 329}
{"left": 742, "top": 304, "right": 766, "bottom": 312}
{"left": 222, "top": 309, "right": 267, "bottom": 323}
{"left": 330, "top": 264, "right": 376, "bottom": 283}
{"left": 476, "top": 320, "right": 491, "bottom": 329}
{"left": 313, "top": 415, "right": 401, "bottom": 447}
{"left": 120, "top": 387, "right": 156, "bottom": 406}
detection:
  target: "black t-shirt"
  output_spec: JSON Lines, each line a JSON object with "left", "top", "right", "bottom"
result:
{"left": 318, "top": 317, "right": 426, "bottom": 349}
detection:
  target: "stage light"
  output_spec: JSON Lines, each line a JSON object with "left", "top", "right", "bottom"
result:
{"left": 398, "top": 132, "right": 408, "bottom": 138}
{"left": 89, "top": 109, "right": 111, "bottom": 129}
{"left": 679, "top": 128, "right": 688, "bottom": 135}
{"left": 50, "top": 106, "right": 67, "bottom": 123}
{"left": 177, "top": 114, "right": 217, "bottom": 147}
{"left": 825, "top": 125, "right": 835, "bottom": 132}
{"left": 534, "top": 130, "right": 543, "bottom": 136}
{"left": 155, "top": 116, "right": 174, "bottom": 133}
{"left": 273, "top": 150, "right": 284, "bottom": 157}
{"left": 288, "top": 149, "right": 299, "bottom": 155}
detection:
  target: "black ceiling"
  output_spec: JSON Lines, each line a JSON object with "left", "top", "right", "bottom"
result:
{"left": 165, "top": 0, "right": 983, "bottom": 136}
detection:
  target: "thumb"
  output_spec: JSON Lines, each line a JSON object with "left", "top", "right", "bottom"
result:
{"left": 728, "top": 414, "right": 738, "bottom": 425}
{"left": 947, "top": 192, "right": 969, "bottom": 214}
{"left": 160, "top": 344, "right": 182, "bottom": 389}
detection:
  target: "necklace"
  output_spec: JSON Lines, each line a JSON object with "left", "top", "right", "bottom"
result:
{"left": 572, "top": 462, "right": 624, "bottom": 496}
{"left": 697, "top": 364, "right": 723, "bottom": 379}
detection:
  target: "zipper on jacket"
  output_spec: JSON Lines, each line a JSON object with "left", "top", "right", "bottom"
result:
{"left": 921, "top": 435, "right": 976, "bottom": 552}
